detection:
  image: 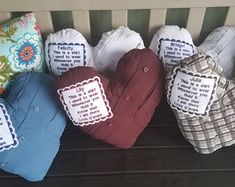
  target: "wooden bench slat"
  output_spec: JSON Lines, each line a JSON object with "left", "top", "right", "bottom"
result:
{"left": 224, "top": 6, "right": 235, "bottom": 26}
{"left": 72, "top": 10, "right": 91, "bottom": 41}
{"left": 0, "top": 12, "right": 11, "bottom": 24}
{"left": 34, "top": 11, "right": 54, "bottom": 35}
{"left": 186, "top": 7, "right": 206, "bottom": 43}
{"left": 60, "top": 125, "right": 187, "bottom": 151}
{"left": 2, "top": 172, "right": 235, "bottom": 187}
{"left": 148, "top": 9, "right": 166, "bottom": 42}
{"left": 42, "top": 147, "right": 235, "bottom": 175}
{"left": 111, "top": 10, "right": 127, "bottom": 28}
{"left": 1, "top": 0, "right": 235, "bottom": 11}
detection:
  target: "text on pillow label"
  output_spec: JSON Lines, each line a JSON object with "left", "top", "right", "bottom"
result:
{"left": 168, "top": 68, "right": 218, "bottom": 116}
{"left": 159, "top": 39, "right": 195, "bottom": 70}
{"left": 58, "top": 76, "right": 113, "bottom": 126}
{"left": 0, "top": 104, "right": 18, "bottom": 152}
{"left": 48, "top": 43, "right": 86, "bottom": 75}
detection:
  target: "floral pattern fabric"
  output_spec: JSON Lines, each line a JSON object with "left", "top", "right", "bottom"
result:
{"left": 0, "top": 13, "right": 44, "bottom": 94}
{"left": 9, "top": 33, "right": 42, "bottom": 71}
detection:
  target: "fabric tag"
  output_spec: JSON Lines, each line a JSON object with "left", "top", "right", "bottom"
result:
{"left": 158, "top": 38, "right": 195, "bottom": 70}
{"left": 168, "top": 68, "right": 218, "bottom": 116}
{"left": 48, "top": 43, "right": 86, "bottom": 75}
{"left": 58, "top": 76, "right": 113, "bottom": 126}
{"left": 0, "top": 104, "right": 18, "bottom": 152}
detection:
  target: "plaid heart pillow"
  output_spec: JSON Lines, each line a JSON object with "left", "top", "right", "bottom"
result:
{"left": 166, "top": 53, "right": 235, "bottom": 154}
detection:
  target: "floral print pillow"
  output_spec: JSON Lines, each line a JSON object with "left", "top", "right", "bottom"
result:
{"left": 0, "top": 13, "right": 44, "bottom": 94}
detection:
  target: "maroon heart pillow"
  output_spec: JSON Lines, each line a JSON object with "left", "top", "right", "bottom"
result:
{"left": 54, "top": 48, "right": 165, "bottom": 148}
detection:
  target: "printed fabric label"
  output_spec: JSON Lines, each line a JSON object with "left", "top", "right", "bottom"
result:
{"left": 158, "top": 38, "right": 195, "bottom": 70}
{"left": 48, "top": 43, "right": 86, "bottom": 75}
{"left": 167, "top": 68, "right": 218, "bottom": 116}
{"left": 58, "top": 76, "right": 113, "bottom": 126}
{"left": 0, "top": 104, "right": 18, "bottom": 152}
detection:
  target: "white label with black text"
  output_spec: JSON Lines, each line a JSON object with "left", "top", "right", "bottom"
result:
{"left": 49, "top": 43, "right": 86, "bottom": 75}
{"left": 58, "top": 77, "right": 113, "bottom": 126}
{"left": 159, "top": 39, "right": 194, "bottom": 70}
{"left": 169, "top": 69, "right": 218, "bottom": 116}
{"left": 0, "top": 104, "right": 18, "bottom": 151}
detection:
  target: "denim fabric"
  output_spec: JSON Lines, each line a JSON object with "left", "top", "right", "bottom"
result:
{"left": 198, "top": 26, "right": 235, "bottom": 79}
{"left": 0, "top": 72, "right": 66, "bottom": 181}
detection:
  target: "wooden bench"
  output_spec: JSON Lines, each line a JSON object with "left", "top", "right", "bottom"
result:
{"left": 1, "top": 0, "right": 235, "bottom": 186}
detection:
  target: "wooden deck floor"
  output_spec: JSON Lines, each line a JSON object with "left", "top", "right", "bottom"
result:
{"left": 1, "top": 96, "right": 235, "bottom": 187}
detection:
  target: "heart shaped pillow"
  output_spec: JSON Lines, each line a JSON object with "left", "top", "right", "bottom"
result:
{"left": 149, "top": 25, "right": 196, "bottom": 71}
{"left": 166, "top": 53, "right": 235, "bottom": 154}
{"left": 55, "top": 48, "right": 164, "bottom": 148}
{"left": 45, "top": 26, "right": 145, "bottom": 77}
{"left": 45, "top": 28, "right": 94, "bottom": 76}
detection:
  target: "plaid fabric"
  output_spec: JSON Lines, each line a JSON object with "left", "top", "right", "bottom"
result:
{"left": 166, "top": 53, "right": 235, "bottom": 154}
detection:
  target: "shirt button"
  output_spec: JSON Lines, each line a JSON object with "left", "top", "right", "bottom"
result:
{"left": 108, "top": 122, "right": 112, "bottom": 127}
{"left": 125, "top": 95, "right": 130, "bottom": 101}
{"left": 34, "top": 107, "right": 40, "bottom": 112}
{"left": 19, "top": 136, "right": 24, "bottom": 142}
{"left": 143, "top": 67, "right": 149, "bottom": 72}
{"left": 0, "top": 163, "right": 6, "bottom": 167}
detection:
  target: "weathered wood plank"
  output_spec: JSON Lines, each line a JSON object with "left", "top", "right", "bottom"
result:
{"left": 1, "top": 172, "right": 235, "bottom": 187}
{"left": 224, "top": 6, "right": 235, "bottom": 26}
{"left": 47, "top": 147, "right": 235, "bottom": 175}
{"left": 111, "top": 10, "right": 127, "bottom": 28}
{"left": 148, "top": 9, "right": 166, "bottom": 42}
{"left": 34, "top": 11, "right": 54, "bottom": 35}
{"left": 1, "top": 0, "right": 235, "bottom": 11}
{"left": 186, "top": 7, "right": 206, "bottom": 43}
{"left": 0, "top": 12, "right": 11, "bottom": 24}
{"left": 72, "top": 10, "right": 91, "bottom": 40}
{"left": 60, "top": 125, "right": 187, "bottom": 151}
